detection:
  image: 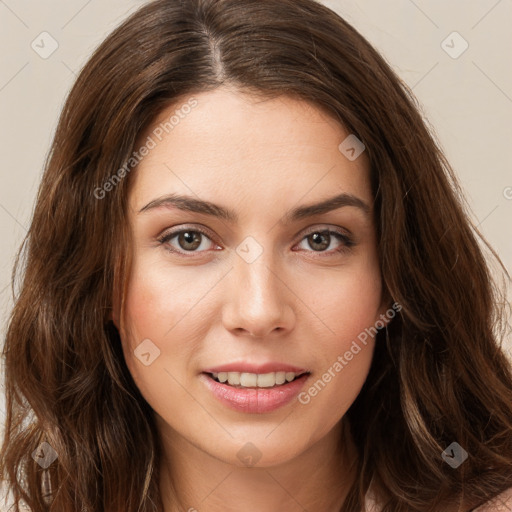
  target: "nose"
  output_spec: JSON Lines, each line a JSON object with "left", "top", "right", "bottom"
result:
{"left": 221, "top": 251, "right": 295, "bottom": 338}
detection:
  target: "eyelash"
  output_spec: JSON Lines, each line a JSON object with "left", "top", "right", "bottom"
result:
{"left": 157, "top": 225, "right": 355, "bottom": 258}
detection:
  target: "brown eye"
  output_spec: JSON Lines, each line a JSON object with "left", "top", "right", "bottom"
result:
{"left": 306, "top": 231, "right": 331, "bottom": 251}
{"left": 295, "top": 228, "right": 355, "bottom": 256}
{"left": 158, "top": 227, "right": 218, "bottom": 256}
{"left": 176, "top": 231, "right": 202, "bottom": 251}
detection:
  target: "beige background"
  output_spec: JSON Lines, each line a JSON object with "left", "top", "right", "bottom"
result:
{"left": 0, "top": 0, "right": 511, "bottom": 469}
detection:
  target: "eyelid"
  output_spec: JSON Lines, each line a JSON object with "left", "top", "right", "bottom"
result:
{"left": 158, "top": 223, "right": 352, "bottom": 240}
{"left": 293, "top": 225, "right": 355, "bottom": 256}
{"left": 299, "top": 224, "right": 352, "bottom": 238}
{"left": 158, "top": 223, "right": 217, "bottom": 241}
{"left": 157, "top": 223, "right": 354, "bottom": 256}
{"left": 157, "top": 224, "right": 220, "bottom": 251}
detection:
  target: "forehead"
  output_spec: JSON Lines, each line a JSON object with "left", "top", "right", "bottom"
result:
{"left": 129, "top": 88, "right": 372, "bottom": 211}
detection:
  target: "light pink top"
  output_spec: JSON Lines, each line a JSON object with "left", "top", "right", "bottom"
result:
{"left": 364, "top": 484, "right": 512, "bottom": 511}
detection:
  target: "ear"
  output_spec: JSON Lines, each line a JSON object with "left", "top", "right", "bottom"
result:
{"left": 110, "top": 285, "right": 122, "bottom": 330}
{"left": 108, "top": 308, "right": 119, "bottom": 329}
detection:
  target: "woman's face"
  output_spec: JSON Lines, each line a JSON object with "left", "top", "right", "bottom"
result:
{"left": 116, "top": 87, "right": 388, "bottom": 466}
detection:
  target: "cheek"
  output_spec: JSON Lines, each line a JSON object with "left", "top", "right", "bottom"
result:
{"left": 119, "top": 260, "right": 193, "bottom": 408}
{"left": 299, "top": 281, "right": 381, "bottom": 422}
{"left": 122, "top": 281, "right": 158, "bottom": 345}
{"left": 317, "top": 254, "right": 382, "bottom": 346}
{"left": 121, "top": 256, "right": 201, "bottom": 345}
{"left": 300, "top": 345, "right": 374, "bottom": 429}
{"left": 118, "top": 255, "right": 223, "bottom": 382}
{"left": 297, "top": 253, "right": 382, "bottom": 414}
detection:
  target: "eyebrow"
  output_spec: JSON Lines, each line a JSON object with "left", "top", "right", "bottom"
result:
{"left": 138, "top": 192, "right": 371, "bottom": 223}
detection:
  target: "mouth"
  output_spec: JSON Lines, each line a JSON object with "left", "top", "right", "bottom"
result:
{"left": 204, "top": 370, "right": 310, "bottom": 389}
{"left": 201, "top": 370, "right": 311, "bottom": 413}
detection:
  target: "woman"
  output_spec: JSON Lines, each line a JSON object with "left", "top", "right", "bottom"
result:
{"left": 1, "top": 0, "right": 511, "bottom": 511}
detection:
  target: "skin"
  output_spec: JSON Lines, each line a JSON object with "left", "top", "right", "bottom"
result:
{"left": 113, "top": 87, "right": 391, "bottom": 512}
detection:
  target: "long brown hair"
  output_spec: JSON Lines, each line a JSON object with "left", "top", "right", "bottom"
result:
{"left": 1, "top": 0, "right": 511, "bottom": 510}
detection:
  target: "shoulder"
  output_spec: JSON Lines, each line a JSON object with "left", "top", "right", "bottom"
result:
{"left": 472, "top": 487, "right": 512, "bottom": 511}
{"left": 364, "top": 485, "right": 512, "bottom": 512}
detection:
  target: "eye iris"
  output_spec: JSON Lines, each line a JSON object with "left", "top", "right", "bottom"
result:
{"left": 178, "top": 231, "right": 202, "bottom": 251}
{"left": 308, "top": 231, "right": 330, "bottom": 251}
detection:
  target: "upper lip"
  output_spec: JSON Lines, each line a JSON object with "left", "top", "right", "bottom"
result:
{"left": 203, "top": 362, "right": 310, "bottom": 374}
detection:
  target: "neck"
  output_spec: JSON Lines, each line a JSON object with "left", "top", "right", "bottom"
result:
{"left": 157, "top": 418, "right": 358, "bottom": 512}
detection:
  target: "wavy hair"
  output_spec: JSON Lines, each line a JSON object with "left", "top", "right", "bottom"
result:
{"left": 1, "top": 0, "right": 512, "bottom": 510}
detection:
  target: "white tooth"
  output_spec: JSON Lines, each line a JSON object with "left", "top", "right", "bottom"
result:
{"left": 240, "top": 372, "right": 258, "bottom": 387}
{"left": 285, "top": 372, "right": 296, "bottom": 382}
{"left": 227, "top": 372, "right": 241, "bottom": 385}
{"left": 257, "top": 372, "right": 277, "bottom": 388}
{"left": 275, "top": 371, "right": 286, "bottom": 385}
{"left": 212, "top": 371, "right": 299, "bottom": 387}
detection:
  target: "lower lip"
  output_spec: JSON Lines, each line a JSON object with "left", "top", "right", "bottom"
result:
{"left": 201, "top": 373, "right": 310, "bottom": 413}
